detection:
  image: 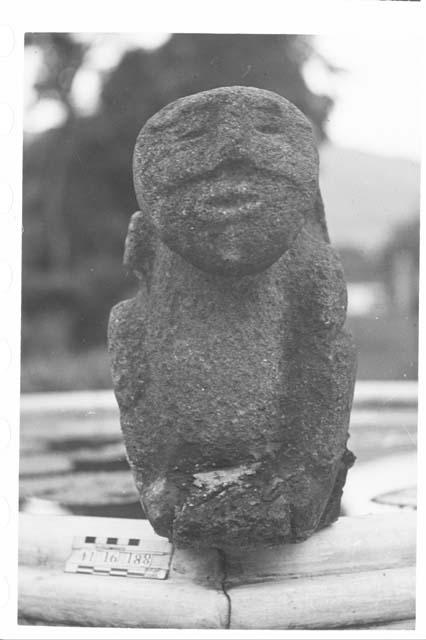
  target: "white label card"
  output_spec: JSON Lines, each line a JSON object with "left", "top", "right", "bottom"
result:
{"left": 65, "top": 535, "right": 173, "bottom": 580}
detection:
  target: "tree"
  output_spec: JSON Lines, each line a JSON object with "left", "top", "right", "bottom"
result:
{"left": 25, "top": 33, "right": 90, "bottom": 271}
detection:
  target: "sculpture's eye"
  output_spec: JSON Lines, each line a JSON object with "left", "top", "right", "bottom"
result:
{"left": 179, "top": 127, "right": 206, "bottom": 141}
{"left": 255, "top": 122, "right": 285, "bottom": 135}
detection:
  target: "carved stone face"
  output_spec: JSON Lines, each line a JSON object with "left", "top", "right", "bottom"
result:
{"left": 134, "top": 86, "right": 319, "bottom": 277}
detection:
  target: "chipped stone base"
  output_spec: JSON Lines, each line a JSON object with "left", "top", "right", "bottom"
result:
{"left": 137, "top": 450, "right": 355, "bottom": 549}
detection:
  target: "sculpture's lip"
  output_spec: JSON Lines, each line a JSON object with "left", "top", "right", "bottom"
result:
{"left": 198, "top": 206, "right": 260, "bottom": 227}
{"left": 204, "top": 189, "right": 259, "bottom": 208}
{"left": 198, "top": 189, "right": 261, "bottom": 225}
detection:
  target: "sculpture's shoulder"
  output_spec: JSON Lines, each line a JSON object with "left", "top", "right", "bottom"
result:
{"left": 285, "top": 228, "right": 348, "bottom": 332}
{"left": 108, "top": 295, "right": 145, "bottom": 343}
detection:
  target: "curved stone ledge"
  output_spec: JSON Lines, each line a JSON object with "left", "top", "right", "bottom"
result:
{"left": 19, "top": 511, "right": 416, "bottom": 629}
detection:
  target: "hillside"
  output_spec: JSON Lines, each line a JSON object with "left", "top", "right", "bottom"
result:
{"left": 319, "top": 145, "right": 420, "bottom": 251}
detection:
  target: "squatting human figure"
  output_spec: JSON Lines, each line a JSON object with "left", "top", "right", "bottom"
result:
{"left": 108, "top": 86, "right": 357, "bottom": 548}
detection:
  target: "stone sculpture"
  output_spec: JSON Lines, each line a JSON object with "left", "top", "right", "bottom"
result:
{"left": 108, "top": 86, "right": 357, "bottom": 549}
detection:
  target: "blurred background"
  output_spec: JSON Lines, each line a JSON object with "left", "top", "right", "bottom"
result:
{"left": 21, "top": 32, "right": 420, "bottom": 392}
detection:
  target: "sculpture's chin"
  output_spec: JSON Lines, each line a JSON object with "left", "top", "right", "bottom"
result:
{"left": 156, "top": 200, "right": 306, "bottom": 278}
{"left": 186, "top": 254, "right": 281, "bottom": 278}
{"left": 167, "top": 241, "right": 287, "bottom": 278}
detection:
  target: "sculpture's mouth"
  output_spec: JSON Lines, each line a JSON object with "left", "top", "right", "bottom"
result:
{"left": 198, "top": 185, "right": 261, "bottom": 225}
{"left": 205, "top": 189, "right": 259, "bottom": 208}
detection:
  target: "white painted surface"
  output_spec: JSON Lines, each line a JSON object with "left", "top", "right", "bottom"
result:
{"left": 343, "top": 452, "right": 417, "bottom": 516}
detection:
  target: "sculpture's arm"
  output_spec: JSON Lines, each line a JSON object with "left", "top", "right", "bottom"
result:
{"left": 286, "top": 229, "right": 356, "bottom": 435}
{"left": 282, "top": 230, "right": 357, "bottom": 533}
{"left": 109, "top": 208, "right": 154, "bottom": 406}
{"left": 108, "top": 296, "right": 146, "bottom": 407}
{"left": 108, "top": 295, "right": 147, "bottom": 487}
{"left": 108, "top": 210, "right": 157, "bottom": 496}
{"left": 288, "top": 229, "right": 348, "bottom": 334}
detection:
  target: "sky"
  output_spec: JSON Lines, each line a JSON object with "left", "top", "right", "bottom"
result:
{"left": 24, "top": 33, "right": 421, "bottom": 162}
{"left": 307, "top": 34, "right": 421, "bottom": 161}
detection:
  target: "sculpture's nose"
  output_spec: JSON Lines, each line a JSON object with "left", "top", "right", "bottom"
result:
{"left": 215, "top": 116, "right": 251, "bottom": 162}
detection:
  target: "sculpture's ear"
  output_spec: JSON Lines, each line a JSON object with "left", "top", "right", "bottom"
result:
{"left": 314, "top": 188, "right": 330, "bottom": 243}
{"left": 123, "top": 210, "right": 156, "bottom": 284}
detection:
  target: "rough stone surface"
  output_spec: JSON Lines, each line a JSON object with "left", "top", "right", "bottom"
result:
{"left": 108, "top": 86, "right": 357, "bottom": 549}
